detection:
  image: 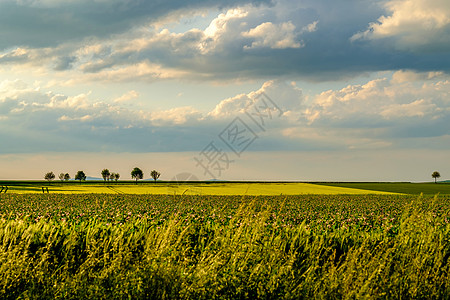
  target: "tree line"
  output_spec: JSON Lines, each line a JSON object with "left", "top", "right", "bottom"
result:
{"left": 44, "top": 168, "right": 161, "bottom": 183}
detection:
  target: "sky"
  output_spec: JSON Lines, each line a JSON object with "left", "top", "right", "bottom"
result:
{"left": 0, "top": 0, "right": 449, "bottom": 181}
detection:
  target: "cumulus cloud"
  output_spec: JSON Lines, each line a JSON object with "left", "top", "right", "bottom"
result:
{"left": 1, "top": 74, "right": 449, "bottom": 154}
{"left": 3, "top": 0, "right": 382, "bottom": 83}
{"left": 242, "top": 21, "right": 303, "bottom": 49}
{"left": 148, "top": 107, "right": 203, "bottom": 126}
{"left": 209, "top": 80, "right": 304, "bottom": 118}
{"left": 0, "top": 0, "right": 271, "bottom": 50}
{"left": 113, "top": 90, "right": 139, "bottom": 103}
{"left": 304, "top": 72, "right": 450, "bottom": 142}
{"left": 352, "top": 0, "right": 450, "bottom": 52}
{"left": 0, "top": 80, "right": 213, "bottom": 153}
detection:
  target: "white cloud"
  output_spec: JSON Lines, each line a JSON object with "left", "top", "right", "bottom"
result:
{"left": 208, "top": 93, "right": 251, "bottom": 118}
{"left": 148, "top": 106, "right": 202, "bottom": 126}
{"left": 302, "top": 20, "right": 318, "bottom": 33}
{"left": 380, "top": 99, "right": 436, "bottom": 118}
{"left": 352, "top": 0, "right": 450, "bottom": 51}
{"left": 391, "top": 70, "right": 444, "bottom": 84}
{"left": 242, "top": 21, "right": 302, "bottom": 49}
{"left": 74, "top": 61, "right": 191, "bottom": 84}
{"left": 203, "top": 8, "right": 248, "bottom": 39}
{"left": 210, "top": 80, "right": 304, "bottom": 118}
{"left": 58, "top": 114, "right": 93, "bottom": 122}
{"left": 114, "top": 90, "right": 139, "bottom": 103}
{"left": 305, "top": 72, "right": 450, "bottom": 138}
{"left": 1, "top": 71, "right": 450, "bottom": 154}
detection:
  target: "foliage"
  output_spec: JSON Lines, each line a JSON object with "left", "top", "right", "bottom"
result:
{"left": 58, "top": 173, "right": 65, "bottom": 181}
{"left": 101, "top": 169, "right": 110, "bottom": 182}
{"left": 64, "top": 173, "right": 71, "bottom": 181}
{"left": 131, "top": 167, "right": 143, "bottom": 183}
{"left": 74, "top": 171, "right": 86, "bottom": 182}
{"left": 150, "top": 170, "right": 161, "bottom": 182}
{"left": 44, "top": 172, "right": 55, "bottom": 182}
{"left": 0, "top": 194, "right": 448, "bottom": 299}
{"left": 432, "top": 171, "right": 441, "bottom": 183}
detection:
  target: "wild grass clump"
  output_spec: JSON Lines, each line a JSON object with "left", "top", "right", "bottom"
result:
{"left": 0, "top": 194, "right": 448, "bottom": 299}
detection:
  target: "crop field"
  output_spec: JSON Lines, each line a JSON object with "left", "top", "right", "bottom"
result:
{"left": 0, "top": 181, "right": 396, "bottom": 195}
{"left": 0, "top": 192, "right": 449, "bottom": 299}
{"left": 313, "top": 182, "right": 450, "bottom": 195}
{"left": 2, "top": 181, "right": 449, "bottom": 195}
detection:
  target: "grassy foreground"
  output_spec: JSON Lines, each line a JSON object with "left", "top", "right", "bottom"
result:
{"left": 0, "top": 193, "right": 449, "bottom": 299}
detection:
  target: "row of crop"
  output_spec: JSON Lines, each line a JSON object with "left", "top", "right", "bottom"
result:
{"left": 0, "top": 194, "right": 448, "bottom": 231}
{"left": 0, "top": 196, "right": 448, "bottom": 299}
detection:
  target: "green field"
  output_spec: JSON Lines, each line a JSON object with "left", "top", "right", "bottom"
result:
{"left": 2, "top": 181, "right": 449, "bottom": 195}
{"left": 0, "top": 193, "right": 449, "bottom": 299}
{"left": 313, "top": 182, "right": 450, "bottom": 195}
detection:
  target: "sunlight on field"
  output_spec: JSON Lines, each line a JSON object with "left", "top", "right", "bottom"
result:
{"left": 3, "top": 182, "right": 393, "bottom": 195}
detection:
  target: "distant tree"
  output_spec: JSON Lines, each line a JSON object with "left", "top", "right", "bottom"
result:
{"left": 131, "top": 167, "right": 143, "bottom": 184}
{"left": 101, "top": 169, "right": 110, "bottom": 182}
{"left": 75, "top": 171, "right": 86, "bottom": 183}
{"left": 432, "top": 171, "right": 441, "bottom": 183}
{"left": 44, "top": 172, "right": 55, "bottom": 182}
{"left": 58, "top": 173, "right": 65, "bottom": 181}
{"left": 114, "top": 173, "right": 120, "bottom": 181}
{"left": 64, "top": 173, "right": 71, "bottom": 181}
{"left": 109, "top": 172, "right": 116, "bottom": 181}
{"left": 150, "top": 170, "right": 161, "bottom": 182}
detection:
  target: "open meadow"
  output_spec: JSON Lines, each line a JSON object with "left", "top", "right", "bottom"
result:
{"left": 0, "top": 186, "right": 449, "bottom": 299}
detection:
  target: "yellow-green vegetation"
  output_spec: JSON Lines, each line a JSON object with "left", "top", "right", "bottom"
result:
{"left": 0, "top": 193, "right": 448, "bottom": 299}
{"left": 314, "top": 182, "right": 450, "bottom": 195}
{"left": 1, "top": 182, "right": 393, "bottom": 195}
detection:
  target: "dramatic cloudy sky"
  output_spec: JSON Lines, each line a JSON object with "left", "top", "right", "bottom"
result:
{"left": 0, "top": 0, "right": 449, "bottom": 181}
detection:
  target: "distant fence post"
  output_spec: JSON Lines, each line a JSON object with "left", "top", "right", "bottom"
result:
{"left": 42, "top": 187, "right": 49, "bottom": 193}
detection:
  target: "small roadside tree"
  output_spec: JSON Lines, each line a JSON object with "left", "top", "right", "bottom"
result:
{"left": 58, "top": 173, "right": 65, "bottom": 181}
{"left": 101, "top": 169, "right": 110, "bottom": 182}
{"left": 109, "top": 172, "right": 116, "bottom": 181}
{"left": 432, "top": 171, "right": 441, "bottom": 183}
{"left": 64, "top": 173, "right": 71, "bottom": 181}
{"left": 131, "top": 167, "right": 143, "bottom": 184}
{"left": 45, "top": 172, "right": 55, "bottom": 183}
{"left": 114, "top": 173, "right": 120, "bottom": 181}
{"left": 75, "top": 171, "right": 86, "bottom": 183}
{"left": 150, "top": 170, "right": 161, "bottom": 182}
